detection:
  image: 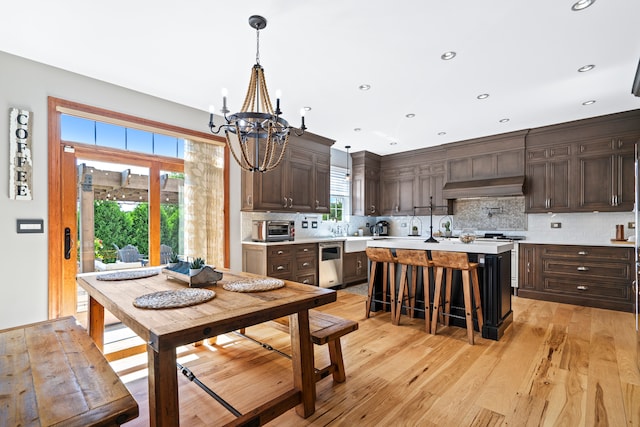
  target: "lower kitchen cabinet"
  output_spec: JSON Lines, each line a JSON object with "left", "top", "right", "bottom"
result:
{"left": 518, "top": 243, "right": 634, "bottom": 312}
{"left": 343, "top": 251, "right": 368, "bottom": 285}
{"left": 242, "top": 243, "right": 318, "bottom": 286}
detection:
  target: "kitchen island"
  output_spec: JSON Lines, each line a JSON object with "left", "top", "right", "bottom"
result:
{"left": 367, "top": 238, "right": 514, "bottom": 340}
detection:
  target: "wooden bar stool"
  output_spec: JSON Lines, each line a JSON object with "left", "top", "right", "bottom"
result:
{"left": 430, "top": 251, "right": 484, "bottom": 345}
{"left": 394, "top": 249, "right": 432, "bottom": 332}
{"left": 365, "top": 247, "right": 397, "bottom": 319}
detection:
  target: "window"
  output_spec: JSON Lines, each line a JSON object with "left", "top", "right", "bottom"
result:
{"left": 323, "top": 166, "right": 350, "bottom": 221}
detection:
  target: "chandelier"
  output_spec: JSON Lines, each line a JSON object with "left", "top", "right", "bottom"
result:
{"left": 208, "top": 15, "right": 306, "bottom": 173}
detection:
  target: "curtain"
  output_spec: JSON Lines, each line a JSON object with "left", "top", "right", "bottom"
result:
{"left": 183, "top": 140, "right": 225, "bottom": 267}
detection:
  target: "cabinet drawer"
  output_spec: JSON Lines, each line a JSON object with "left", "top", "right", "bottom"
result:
{"left": 540, "top": 246, "right": 633, "bottom": 262}
{"left": 268, "top": 246, "right": 294, "bottom": 258}
{"left": 295, "top": 244, "right": 317, "bottom": 257}
{"left": 542, "top": 259, "right": 631, "bottom": 281}
{"left": 296, "top": 255, "right": 316, "bottom": 272}
{"left": 296, "top": 273, "right": 316, "bottom": 286}
{"left": 267, "top": 258, "right": 293, "bottom": 276}
{"left": 543, "top": 277, "right": 631, "bottom": 301}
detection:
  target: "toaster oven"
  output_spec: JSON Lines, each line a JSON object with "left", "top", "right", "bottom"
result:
{"left": 252, "top": 220, "right": 295, "bottom": 242}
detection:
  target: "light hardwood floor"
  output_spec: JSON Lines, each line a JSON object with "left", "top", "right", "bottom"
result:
{"left": 115, "top": 291, "right": 640, "bottom": 426}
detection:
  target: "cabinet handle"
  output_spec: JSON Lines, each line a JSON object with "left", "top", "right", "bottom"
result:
{"left": 247, "top": 195, "right": 252, "bottom": 206}
{"left": 303, "top": 279, "right": 310, "bottom": 284}
{"left": 370, "top": 205, "right": 376, "bottom": 214}
{"left": 277, "top": 250, "right": 284, "bottom": 255}
{"left": 615, "top": 195, "right": 619, "bottom": 206}
{"left": 357, "top": 260, "right": 362, "bottom": 268}
{"left": 527, "top": 261, "right": 530, "bottom": 273}
{"left": 302, "top": 262, "right": 310, "bottom": 267}
{"left": 276, "top": 265, "right": 284, "bottom": 270}
{"left": 576, "top": 285, "right": 588, "bottom": 291}
{"left": 283, "top": 197, "right": 288, "bottom": 208}
{"left": 289, "top": 197, "right": 293, "bottom": 208}
{"left": 395, "top": 205, "right": 399, "bottom": 212}
{"left": 577, "top": 266, "right": 589, "bottom": 272}
{"left": 315, "top": 200, "right": 319, "bottom": 208}
{"left": 303, "top": 248, "right": 309, "bottom": 252}
{"left": 577, "top": 251, "right": 588, "bottom": 255}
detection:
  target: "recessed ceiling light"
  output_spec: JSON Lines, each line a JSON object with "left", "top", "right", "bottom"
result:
{"left": 303, "top": 106, "right": 312, "bottom": 111}
{"left": 499, "top": 118, "right": 510, "bottom": 123}
{"left": 354, "top": 128, "right": 362, "bottom": 132}
{"left": 571, "top": 0, "right": 595, "bottom": 11}
{"left": 358, "top": 84, "right": 371, "bottom": 91}
{"left": 390, "top": 141, "right": 398, "bottom": 145}
{"left": 477, "top": 94, "right": 490, "bottom": 100}
{"left": 578, "top": 64, "right": 595, "bottom": 72}
{"left": 441, "top": 51, "right": 456, "bottom": 60}
{"left": 405, "top": 113, "right": 416, "bottom": 118}
{"left": 582, "top": 100, "right": 596, "bottom": 105}
{"left": 437, "top": 132, "right": 447, "bottom": 136}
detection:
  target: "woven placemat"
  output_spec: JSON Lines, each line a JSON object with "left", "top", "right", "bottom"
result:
{"left": 133, "top": 288, "right": 216, "bottom": 309}
{"left": 97, "top": 269, "right": 160, "bottom": 281}
{"left": 222, "top": 278, "right": 285, "bottom": 293}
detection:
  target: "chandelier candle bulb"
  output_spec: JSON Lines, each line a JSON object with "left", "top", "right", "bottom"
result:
{"left": 221, "top": 88, "right": 228, "bottom": 113}
{"left": 275, "top": 90, "right": 282, "bottom": 114}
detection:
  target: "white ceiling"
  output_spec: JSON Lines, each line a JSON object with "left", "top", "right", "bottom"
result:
{"left": 2, "top": 1, "right": 640, "bottom": 155}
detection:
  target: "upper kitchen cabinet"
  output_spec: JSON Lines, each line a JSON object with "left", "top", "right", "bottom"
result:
{"left": 416, "top": 162, "right": 451, "bottom": 214}
{"left": 241, "top": 130, "right": 334, "bottom": 212}
{"left": 525, "top": 144, "right": 571, "bottom": 213}
{"left": 575, "top": 136, "right": 636, "bottom": 212}
{"left": 380, "top": 166, "right": 416, "bottom": 215}
{"left": 351, "top": 151, "right": 381, "bottom": 216}
{"left": 525, "top": 110, "right": 640, "bottom": 213}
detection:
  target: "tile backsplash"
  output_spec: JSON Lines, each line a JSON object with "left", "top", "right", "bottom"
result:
{"left": 453, "top": 197, "right": 526, "bottom": 231}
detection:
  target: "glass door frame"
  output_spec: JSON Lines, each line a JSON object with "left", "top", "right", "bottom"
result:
{"left": 48, "top": 97, "right": 229, "bottom": 319}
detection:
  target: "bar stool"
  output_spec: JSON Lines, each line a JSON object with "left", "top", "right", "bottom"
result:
{"left": 394, "top": 249, "right": 432, "bottom": 332}
{"left": 430, "top": 251, "right": 484, "bottom": 345}
{"left": 365, "top": 247, "right": 397, "bottom": 319}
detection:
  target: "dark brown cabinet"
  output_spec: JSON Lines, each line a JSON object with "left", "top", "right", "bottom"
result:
{"left": 351, "top": 151, "right": 380, "bottom": 216}
{"left": 343, "top": 251, "right": 368, "bottom": 285}
{"left": 241, "top": 131, "right": 334, "bottom": 213}
{"left": 575, "top": 138, "right": 635, "bottom": 212}
{"left": 525, "top": 145, "right": 571, "bottom": 213}
{"left": 380, "top": 166, "right": 416, "bottom": 215}
{"left": 518, "top": 243, "right": 634, "bottom": 312}
{"left": 416, "top": 162, "right": 449, "bottom": 214}
{"left": 525, "top": 110, "right": 640, "bottom": 213}
{"left": 242, "top": 243, "right": 318, "bottom": 286}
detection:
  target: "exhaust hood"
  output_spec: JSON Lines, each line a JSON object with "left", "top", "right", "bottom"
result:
{"left": 442, "top": 175, "right": 525, "bottom": 199}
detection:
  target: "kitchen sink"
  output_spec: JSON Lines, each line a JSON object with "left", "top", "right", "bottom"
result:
{"left": 343, "top": 236, "right": 372, "bottom": 253}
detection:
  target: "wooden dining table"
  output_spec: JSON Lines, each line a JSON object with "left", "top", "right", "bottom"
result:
{"left": 76, "top": 268, "right": 337, "bottom": 427}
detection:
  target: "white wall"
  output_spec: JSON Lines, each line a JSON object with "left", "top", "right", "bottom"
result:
{"left": 0, "top": 51, "right": 242, "bottom": 329}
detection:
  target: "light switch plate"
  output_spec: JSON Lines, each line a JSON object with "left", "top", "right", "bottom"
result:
{"left": 550, "top": 222, "right": 562, "bottom": 229}
{"left": 17, "top": 219, "right": 44, "bottom": 233}
{"left": 311, "top": 221, "right": 318, "bottom": 229}
{"left": 629, "top": 221, "right": 636, "bottom": 229}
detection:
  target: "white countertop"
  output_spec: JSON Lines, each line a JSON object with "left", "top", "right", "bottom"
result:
{"left": 366, "top": 237, "right": 513, "bottom": 254}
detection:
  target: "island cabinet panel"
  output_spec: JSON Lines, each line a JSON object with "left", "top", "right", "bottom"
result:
{"left": 351, "top": 151, "right": 381, "bottom": 216}
{"left": 242, "top": 243, "right": 318, "bottom": 286}
{"left": 241, "top": 131, "right": 334, "bottom": 213}
{"left": 343, "top": 251, "right": 368, "bottom": 285}
{"left": 525, "top": 109, "right": 640, "bottom": 213}
{"left": 517, "top": 243, "right": 634, "bottom": 312}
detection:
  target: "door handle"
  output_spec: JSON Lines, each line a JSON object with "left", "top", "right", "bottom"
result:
{"left": 64, "top": 227, "right": 72, "bottom": 260}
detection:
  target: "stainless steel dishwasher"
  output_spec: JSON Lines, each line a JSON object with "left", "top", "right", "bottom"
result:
{"left": 318, "top": 242, "right": 343, "bottom": 288}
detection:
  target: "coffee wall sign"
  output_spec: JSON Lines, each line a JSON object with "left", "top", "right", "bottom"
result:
{"left": 9, "top": 108, "right": 33, "bottom": 200}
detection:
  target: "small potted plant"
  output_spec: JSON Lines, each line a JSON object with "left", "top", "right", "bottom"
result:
{"left": 168, "top": 253, "right": 180, "bottom": 269}
{"left": 189, "top": 257, "right": 205, "bottom": 276}
{"left": 443, "top": 221, "right": 451, "bottom": 237}
{"left": 411, "top": 225, "right": 419, "bottom": 236}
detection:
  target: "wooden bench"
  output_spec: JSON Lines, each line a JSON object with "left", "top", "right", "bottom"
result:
{"left": 198, "top": 310, "right": 358, "bottom": 383}
{"left": 0, "top": 316, "right": 139, "bottom": 426}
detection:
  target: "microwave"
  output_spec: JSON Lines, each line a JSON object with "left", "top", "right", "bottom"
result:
{"left": 252, "top": 220, "right": 295, "bottom": 242}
